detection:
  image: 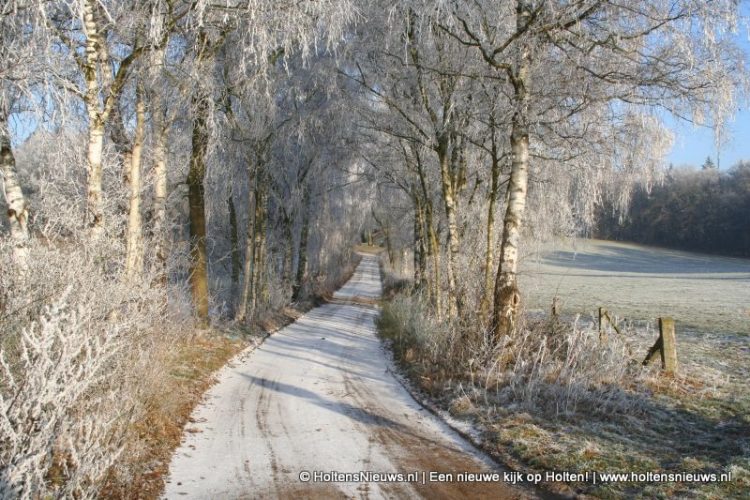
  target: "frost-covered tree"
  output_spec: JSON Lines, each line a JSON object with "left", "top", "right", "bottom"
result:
{"left": 434, "top": 0, "right": 746, "bottom": 338}
{"left": 0, "top": 0, "right": 51, "bottom": 269}
{"left": 347, "top": 4, "right": 491, "bottom": 319}
{"left": 702, "top": 156, "right": 717, "bottom": 171}
{"left": 168, "top": 0, "right": 356, "bottom": 321}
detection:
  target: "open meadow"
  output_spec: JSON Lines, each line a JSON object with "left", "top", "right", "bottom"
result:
{"left": 520, "top": 238, "right": 750, "bottom": 335}
{"left": 520, "top": 238, "right": 750, "bottom": 408}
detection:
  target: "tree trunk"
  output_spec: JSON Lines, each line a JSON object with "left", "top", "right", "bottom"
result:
{"left": 383, "top": 227, "right": 393, "bottom": 265}
{"left": 256, "top": 208, "right": 268, "bottom": 308}
{"left": 372, "top": 210, "right": 393, "bottom": 265}
{"left": 425, "top": 200, "right": 441, "bottom": 318}
{"left": 124, "top": 85, "right": 145, "bottom": 280}
{"left": 292, "top": 189, "right": 311, "bottom": 302}
{"left": 282, "top": 211, "right": 294, "bottom": 297}
{"left": 480, "top": 124, "right": 502, "bottom": 320}
{"left": 110, "top": 104, "right": 133, "bottom": 192}
{"left": 412, "top": 194, "right": 427, "bottom": 289}
{"left": 250, "top": 179, "right": 267, "bottom": 315}
{"left": 150, "top": 46, "right": 169, "bottom": 283}
{"left": 83, "top": 0, "right": 105, "bottom": 237}
{"left": 437, "top": 137, "right": 459, "bottom": 318}
{"left": 492, "top": 1, "right": 531, "bottom": 339}
{"left": 0, "top": 114, "right": 30, "bottom": 269}
{"left": 152, "top": 102, "right": 169, "bottom": 281}
{"left": 236, "top": 164, "right": 259, "bottom": 322}
{"left": 86, "top": 124, "right": 105, "bottom": 237}
{"left": 480, "top": 163, "right": 500, "bottom": 321}
{"left": 188, "top": 93, "right": 210, "bottom": 323}
{"left": 413, "top": 145, "right": 442, "bottom": 316}
{"left": 227, "top": 194, "right": 240, "bottom": 288}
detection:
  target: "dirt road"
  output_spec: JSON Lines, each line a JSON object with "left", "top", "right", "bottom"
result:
{"left": 163, "top": 256, "right": 531, "bottom": 499}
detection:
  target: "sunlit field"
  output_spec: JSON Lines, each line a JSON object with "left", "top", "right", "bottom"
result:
{"left": 520, "top": 239, "right": 750, "bottom": 335}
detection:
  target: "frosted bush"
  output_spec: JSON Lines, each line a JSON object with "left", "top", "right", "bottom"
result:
{"left": 0, "top": 287, "right": 125, "bottom": 499}
{"left": 0, "top": 230, "right": 168, "bottom": 498}
{"left": 379, "top": 285, "right": 645, "bottom": 418}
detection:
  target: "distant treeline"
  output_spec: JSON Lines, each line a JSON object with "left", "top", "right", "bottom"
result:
{"left": 595, "top": 162, "right": 750, "bottom": 257}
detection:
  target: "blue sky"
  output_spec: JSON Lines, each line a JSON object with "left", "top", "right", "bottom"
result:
{"left": 667, "top": 110, "right": 750, "bottom": 169}
{"left": 666, "top": 7, "right": 750, "bottom": 169}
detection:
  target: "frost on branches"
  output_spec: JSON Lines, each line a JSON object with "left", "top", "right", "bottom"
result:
{"left": 0, "top": 287, "right": 127, "bottom": 499}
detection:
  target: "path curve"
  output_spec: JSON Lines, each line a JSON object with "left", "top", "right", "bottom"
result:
{"left": 163, "top": 255, "right": 532, "bottom": 499}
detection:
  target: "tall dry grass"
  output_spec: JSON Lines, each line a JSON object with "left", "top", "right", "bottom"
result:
{"left": 376, "top": 261, "right": 649, "bottom": 421}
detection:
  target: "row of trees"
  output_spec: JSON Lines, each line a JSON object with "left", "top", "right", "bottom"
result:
{"left": 2, "top": 0, "right": 745, "bottom": 361}
{"left": 596, "top": 162, "right": 750, "bottom": 257}
{"left": 1, "top": 1, "right": 368, "bottom": 496}
{"left": 350, "top": 0, "right": 746, "bottom": 339}
{"left": 1, "top": 0, "right": 365, "bottom": 322}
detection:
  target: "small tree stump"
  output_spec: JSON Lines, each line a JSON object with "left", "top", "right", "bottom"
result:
{"left": 643, "top": 317, "right": 678, "bottom": 374}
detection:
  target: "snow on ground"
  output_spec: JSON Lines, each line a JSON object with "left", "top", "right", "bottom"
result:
{"left": 163, "top": 256, "right": 533, "bottom": 499}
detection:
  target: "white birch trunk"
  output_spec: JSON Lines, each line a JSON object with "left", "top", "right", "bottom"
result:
{"left": 86, "top": 125, "right": 105, "bottom": 237}
{"left": 493, "top": 0, "right": 532, "bottom": 339}
{"left": 0, "top": 115, "right": 30, "bottom": 269}
{"left": 492, "top": 124, "right": 528, "bottom": 338}
{"left": 83, "top": 0, "right": 105, "bottom": 237}
{"left": 152, "top": 106, "right": 168, "bottom": 276}
{"left": 124, "top": 86, "right": 145, "bottom": 280}
{"left": 150, "top": 46, "right": 169, "bottom": 281}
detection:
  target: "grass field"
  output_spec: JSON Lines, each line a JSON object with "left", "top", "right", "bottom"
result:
{"left": 520, "top": 238, "right": 750, "bottom": 335}
{"left": 519, "top": 238, "right": 750, "bottom": 388}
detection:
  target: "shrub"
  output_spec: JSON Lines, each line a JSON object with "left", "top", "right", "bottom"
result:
{"left": 0, "top": 234, "right": 169, "bottom": 498}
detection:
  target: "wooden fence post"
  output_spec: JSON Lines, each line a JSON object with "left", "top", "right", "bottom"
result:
{"left": 643, "top": 317, "right": 678, "bottom": 374}
{"left": 659, "top": 318, "right": 678, "bottom": 374}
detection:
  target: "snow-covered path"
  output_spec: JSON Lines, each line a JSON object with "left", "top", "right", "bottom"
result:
{"left": 163, "top": 255, "right": 529, "bottom": 499}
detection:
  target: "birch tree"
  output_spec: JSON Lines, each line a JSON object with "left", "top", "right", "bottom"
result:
{"left": 349, "top": 6, "right": 485, "bottom": 318}
{"left": 46, "top": 1, "right": 142, "bottom": 236}
{"left": 0, "top": 108, "right": 29, "bottom": 269}
{"left": 0, "top": 1, "right": 49, "bottom": 269}
{"left": 147, "top": 44, "right": 173, "bottom": 283}
{"left": 123, "top": 82, "right": 146, "bottom": 280}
